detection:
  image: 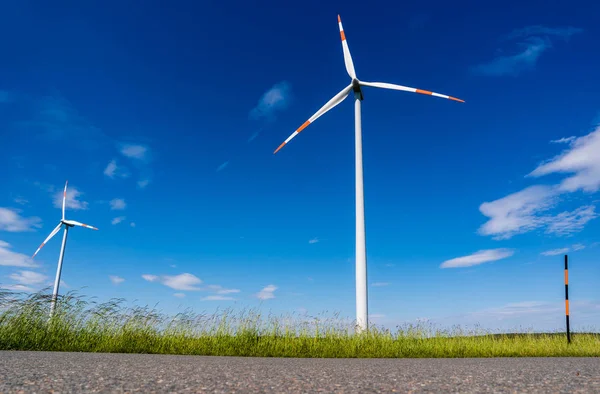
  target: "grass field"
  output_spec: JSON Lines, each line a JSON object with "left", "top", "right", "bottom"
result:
{"left": 1, "top": 289, "right": 598, "bottom": 358}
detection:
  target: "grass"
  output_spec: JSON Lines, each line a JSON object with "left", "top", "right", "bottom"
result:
{"left": 1, "top": 288, "right": 599, "bottom": 358}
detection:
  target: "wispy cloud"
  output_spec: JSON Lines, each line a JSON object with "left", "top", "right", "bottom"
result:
{"left": 216, "top": 161, "right": 229, "bottom": 172}
{"left": 248, "top": 130, "right": 261, "bottom": 143}
{"left": 130, "top": 222, "right": 136, "bottom": 228}
{"left": 308, "top": 237, "right": 319, "bottom": 244}
{"left": 52, "top": 185, "right": 89, "bottom": 211}
{"left": 0, "top": 241, "right": 37, "bottom": 267}
{"left": 551, "top": 136, "right": 576, "bottom": 144}
{"left": 529, "top": 126, "right": 600, "bottom": 193}
{"left": 541, "top": 243, "right": 586, "bottom": 256}
{"left": 109, "top": 198, "right": 126, "bottom": 210}
{"left": 111, "top": 216, "right": 126, "bottom": 225}
{"left": 470, "top": 301, "right": 562, "bottom": 318}
{"left": 109, "top": 275, "right": 125, "bottom": 285}
{"left": 249, "top": 81, "right": 292, "bottom": 121}
{"left": 478, "top": 185, "right": 597, "bottom": 240}
{"left": 441, "top": 249, "right": 514, "bottom": 268}
{"left": 472, "top": 25, "right": 582, "bottom": 77}
{"left": 20, "top": 94, "right": 109, "bottom": 149}
{"left": 13, "top": 197, "right": 29, "bottom": 205}
{"left": 103, "top": 159, "right": 130, "bottom": 179}
{"left": 0, "top": 207, "right": 42, "bottom": 232}
{"left": 142, "top": 273, "right": 203, "bottom": 291}
{"left": 255, "top": 284, "right": 277, "bottom": 300}
{"left": 201, "top": 295, "right": 236, "bottom": 301}
{"left": 173, "top": 293, "right": 185, "bottom": 298}
{"left": 9, "top": 270, "right": 48, "bottom": 285}
{"left": 205, "top": 285, "right": 240, "bottom": 295}
{"left": 120, "top": 143, "right": 148, "bottom": 160}
{"left": 544, "top": 206, "right": 597, "bottom": 236}
{"left": 478, "top": 126, "right": 600, "bottom": 240}
{"left": 540, "top": 247, "right": 570, "bottom": 256}
{"left": 506, "top": 26, "right": 583, "bottom": 40}
{"left": 478, "top": 185, "right": 559, "bottom": 239}
{"left": 137, "top": 179, "right": 150, "bottom": 189}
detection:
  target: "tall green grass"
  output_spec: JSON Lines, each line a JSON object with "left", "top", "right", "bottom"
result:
{"left": 1, "top": 289, "right": 598, "bottom": 357}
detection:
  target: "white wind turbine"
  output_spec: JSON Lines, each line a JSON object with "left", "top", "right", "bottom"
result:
{"left": 32, "top": 181, "right": 98, "bottom": 316}
{"left": 273, "top": 15, "right": 464, "bottom": 333}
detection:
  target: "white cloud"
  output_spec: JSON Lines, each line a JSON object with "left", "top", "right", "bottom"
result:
{"left": 143, "top": 273, "right": 203, "bottom": 291}
{"left": 529, "top": 126, "right": 600, "bottom": 193}
{"left": 249, "top": 81, "right": 292, "bottom": 121}
{"left": 478, "top": 185, "right": 597, "bottom": 240}
{"left": 0, "top": 284, "right": 34, "bottom": 292}
{"left": 551, "top": 136, "right": 576, "bottom": 144}
{"left": 111, "top": 216, "right": 126, "bottom": 225}
{"left": 256, "top": 284, "right": 277, "bottom": 300}
{"left": 308, "top": 237, "right": 319, "bottom": 244}
{"left": 206, "top": 285, "right": 240, "bottom": 294}
{"left": 137, "top": 179, "right": 150, "bottom": 189}
{"left": 162, "top": 273, "right": 202, "bottom": 291}
{"left": 103, "top": 159, "right": 130, "bottom": 179}
{"left": 0, "top": 207, "right": 42, "bottom": 232}
{"left": 440, "top": 248, "right": 514, "bottom": 268}
{"left": 544, "top": 205, "right": 597, "bottom": 236}
{"left": 0, "top": 241, "right": 38, "bottom": 267}
{"left": 540, "top": 248, "right": 570, "bottom": 256}
{"left": 173, "top": 293, "right": 185, "bottom": 298}
{"left": 130, "top": 222, "right": 136, "bottom": 228}
{"left": 371, "top": 282, "right": 390, "bottom": 287}
{"left": 201, "top": 295, "right": 235, "bottom": 301}
{"left": 109, "top": 275, "right": 125, "bottom": 285}
{"left": 120, "top": 144, "right": 148, "bottom": 160}
{"left": 541, "top": 243, "right": 587, "bottom": 256}
{"left": 478, "top": 185, "right": 558, "bottom": 239}
{"left": 110, "top": 198, "right": 126, "bottom": 210}
{"left": 9, "top": 270, "right": 48, "bottom": 285}
{"left": 53, "top": 186, "right": 89, "bottom": 210}
{"left": 472, "top": 26, "right": 582, "bottom": 77}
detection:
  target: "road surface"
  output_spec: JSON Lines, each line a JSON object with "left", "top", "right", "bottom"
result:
{"left": 0, "top": 351, "right": 598, "bottom": 393}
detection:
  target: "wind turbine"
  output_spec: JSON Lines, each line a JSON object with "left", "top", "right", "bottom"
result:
{"left": 32, "top": 181, "right": 98, "bottom": 316}
{"left": 273, "top": 15, "right": 464, "bottom": 333}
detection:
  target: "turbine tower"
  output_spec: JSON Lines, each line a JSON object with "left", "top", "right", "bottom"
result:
{"left": 32, "top": 181, "right": 98, "bottom": 316}
{"left": 273, "top": 15, "right": 464, "bottom": 333}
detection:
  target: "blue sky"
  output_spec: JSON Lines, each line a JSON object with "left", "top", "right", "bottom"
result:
{"left": 1, "top": 0, "right": 599, "bottom": 333}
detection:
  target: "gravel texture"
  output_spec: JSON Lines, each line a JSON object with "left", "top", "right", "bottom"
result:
{"left": 0, "top": 351, "right": 599, "bottom": 393}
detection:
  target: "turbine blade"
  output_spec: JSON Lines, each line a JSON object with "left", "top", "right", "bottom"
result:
{"left": 32, "top": 222, "right": 63, "bottom": 258}
{"left": 274, "top": 84, "right": 353, "bottom": 154}
{"left": 338, "top": 15, "right": 356, "bottom": 79}
{"left": 64, "top": 220, "right": 98, "bottom": 230}
{"left": 360, "top": 81, "right": 465, "bottom": 103}
{"left": 62, "top": 180, "right": 68, "bottom": 220}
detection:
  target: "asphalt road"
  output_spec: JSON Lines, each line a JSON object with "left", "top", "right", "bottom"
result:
{"left": 0, "top": 351, "right": 598, "bottom": 393}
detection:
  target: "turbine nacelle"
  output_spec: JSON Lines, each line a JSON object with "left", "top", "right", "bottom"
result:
{"left": 272, "top": 14, "right": 464, "bottom": 155}
{"left": 351, "top": 78, "right": 363, "bottom": 101}
{"left": 31, "top": 181, "right": 98, "bottom": 259}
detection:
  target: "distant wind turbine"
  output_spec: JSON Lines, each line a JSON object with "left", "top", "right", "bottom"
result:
{"left": 273, "top": 15, "right": 465, "bottom": 333}
{"left": 32, "top": 181, "right": 98, "bottom": 316}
